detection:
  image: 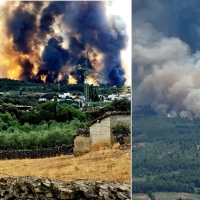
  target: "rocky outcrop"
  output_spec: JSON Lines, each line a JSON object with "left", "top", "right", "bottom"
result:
{"left": 0, "top": 176, "right": 130, "bottom": 200}
{"left": 0, "top": 145, "right": 73, "bottom": 160}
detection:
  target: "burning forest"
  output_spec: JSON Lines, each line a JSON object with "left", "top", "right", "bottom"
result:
{"left": 0, "top": 1, "right": 130, "bottom": 86}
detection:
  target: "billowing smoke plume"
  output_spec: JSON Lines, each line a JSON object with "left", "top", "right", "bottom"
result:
{"left": 133, "top": 0, "right": 200, "bottom": 118}
{"left": 1, "top": 1, "right": 128, "bottom": 86}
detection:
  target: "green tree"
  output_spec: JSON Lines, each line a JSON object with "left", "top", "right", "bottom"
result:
{"left": 110, "top": 99, "right": 131, "bottom": 111}
{"left": 111, "top": 121, "right": 130, "bottom": 145}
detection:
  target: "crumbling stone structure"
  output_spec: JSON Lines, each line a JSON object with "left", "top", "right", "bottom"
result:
{"left": 73, "top": 130, "right": 91, "bottom": 156}
{"left": 88, "top": 111, "right": 131, "bottom": 149}
{"left": 0, "top": 176, "right": 131, "bottom": 199}
{"left": 74, "top": 111, "right": 131, "bottom": 154}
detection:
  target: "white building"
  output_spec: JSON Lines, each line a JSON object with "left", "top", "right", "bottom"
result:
{"left": 58, "top": 93, "right": 71, "bottom": 99}
{"left": 38, "top": 98, "right": 47, "bottom": 102}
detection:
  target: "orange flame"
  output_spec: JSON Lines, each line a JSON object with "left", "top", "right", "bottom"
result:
{"left": 68, "top": 75, "right": 77, "bottom": 84}
{"left": 87, "top": 76, "right": 99, "bottom": 86}
{"left": 40, "top": 75, "right": 47, "bottom": 83}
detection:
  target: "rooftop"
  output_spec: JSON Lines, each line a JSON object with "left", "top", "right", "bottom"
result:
{"left": 87, "top": 111, "right": 131, "bottom": 127}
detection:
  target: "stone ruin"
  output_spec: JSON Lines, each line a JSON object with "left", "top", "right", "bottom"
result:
{"left": 0, "top": 176, "right": 130, "bottom": 199}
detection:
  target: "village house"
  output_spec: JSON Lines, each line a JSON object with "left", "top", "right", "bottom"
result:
{"left": 73, "top": 96, "right": 82, "bottom": 102}
{"left": 74, "top": 111, "right": 131, "bottom": 155}
{"left": 16, "top": 105, "right": 33, "bottom": 111}
{"left": 58, "top": 92, "right": 71, "bottom": 99}
{"left": 38, "top": 98, "right": 47, "bottom": 102}
{"left": 107, "top": 94, "right": 131, "bottom": 101}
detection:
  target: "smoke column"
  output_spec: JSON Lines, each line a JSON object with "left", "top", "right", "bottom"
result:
{"left": 0, "top": 1, "right": 128, "bottom": 86}
{"left": 133, "top": 0, "right": 200, "bottom": 118}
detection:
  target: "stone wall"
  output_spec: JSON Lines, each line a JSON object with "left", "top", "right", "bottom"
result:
{"left": 90, "top": 115, "right": 131, "bottom": 149}
{"left": 0, "top": 176, "right": 131, "bottom": 200}
{"left": 74, "top": 136, "right": 91, "bottom": 156}
{"left": 90, "top": 117, "right": 112, "bottom": 148}
{"left": 0, "top": 145, "right": 73, "bottom": 160}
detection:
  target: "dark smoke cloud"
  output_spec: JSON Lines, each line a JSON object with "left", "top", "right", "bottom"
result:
{"left": 39, "top": 1, "right": 70, "bottom": 37}
{"left": 19, "top": 58, "right": 35, "bottom": 81}
{"left": 39, "top": 1, "right": 127, "bottom": 85}
{"left": 133, "top": 0, "right": 200, "bottom": 118}
{"left": 39, "top": 37, "right": 70, "bottom": 81}
{"left": 6, "top": 4, "right": 38, "bottom": 54}
{"left": 6, "top": 1, "right": 127, "bottom": 86}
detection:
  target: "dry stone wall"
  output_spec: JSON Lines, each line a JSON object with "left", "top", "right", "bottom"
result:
{"left": 0, "top": 176, "right": 131, "bottom": 200}
{"left": 0, "top": 145, "right": 73, "bottom": 160}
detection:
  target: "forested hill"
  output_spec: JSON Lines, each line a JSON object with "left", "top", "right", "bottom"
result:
{"left": 132, "top": 114, "right": 200, "bottom": 196}
{"left": 0, "top": 78, "right": 84, "bottom": 93}
{"left": 0, "top": 78, "right": 126, "bottom": 95}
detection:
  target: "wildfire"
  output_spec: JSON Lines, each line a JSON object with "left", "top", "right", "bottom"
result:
{"left": 40, "top": 75, "right": 47, "bottom": 83}
{"left": 57, "top": 73, "right": 63, "bottom": 82}
{"left": 87, "top": 48, "right": 104, "bottom": 71}
{"left": 68, "top": 75, "right": 77, "bottom": 84}
{"left": 0, "top": 1, "right": 130, "bottom": 86}
{"left": 86, "top": 76, "right": 99, "bottom": 86}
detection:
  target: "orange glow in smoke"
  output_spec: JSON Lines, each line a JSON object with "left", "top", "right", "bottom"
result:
{"left": 86, "top": 76, "right": 99, "bottom": 86}
{"left": 68, "top": 75, "right": 77, "bottom": 84}
{"left": 57, "top": 73, "right": 63, "bottom": 82}
{"left": 40, "top": 75, "right": 47, "bottom": 83}
{"left": 87, "top": 48, "right": 104, "bottom": 71}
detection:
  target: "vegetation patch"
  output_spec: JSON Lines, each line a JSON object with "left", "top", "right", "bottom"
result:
{"left": 132, "top": 113, "right": 200, "bottom": 195}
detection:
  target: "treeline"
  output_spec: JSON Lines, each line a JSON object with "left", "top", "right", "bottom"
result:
{"left": 0, "top": 78, "right": 127, "bottom": 95}
{"left": 0, "top": 119, "right": 85, "bottom": 150}
{"left": 0, "top": 102, "right": 88, "bottom": 149}
{"left": 0, "top": 102, "right": 87, "bottom": 126}
{"left": 86, "top": 99, "right": 131, "bottom": 119}
{"left": 132, "top": 179, "right": 194, "bottom": 194}
{"left": 0, "top": 99, "right": 130, "bottom": 150}
{"left": 133, "top": 169, "right": 200, "bottom": 194}
{"left": 0, "top": 94, "right": 39, "bottom": 107}
{"left": 0, "top": 78, "right": 84, "bottom": 93}
{"left": 0, "top": 99, "right": 130, "bottom": 127}
{"left": 132, "top": 156, "right": 200, "bottom": 176}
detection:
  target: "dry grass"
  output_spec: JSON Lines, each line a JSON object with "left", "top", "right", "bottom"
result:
{"left": 0, "top": 148, "right": 130, "bottom": 184}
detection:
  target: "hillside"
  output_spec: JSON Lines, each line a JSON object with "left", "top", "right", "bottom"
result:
{"left": 0, "top": 148, "right": 130, "bottom": 184}
{"left": 132, "top": 113, "right": 200, "bottom": 195}
{"left": 0, "top": 78, "right": 126, "bottom": 96}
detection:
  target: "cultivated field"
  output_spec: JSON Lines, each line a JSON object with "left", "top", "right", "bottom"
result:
{"left": 0, "top": 148, "right": 130, "bottom": 184}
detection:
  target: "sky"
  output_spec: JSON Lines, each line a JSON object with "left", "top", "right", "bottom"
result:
{"left": 106, "top": 0, "right": 132, "bottom": 85}
{"left": 0, "top": 0, "right": 131, "bottom": 86}
{"left": 133, "top": 0, "right": 200, "bottom": 118}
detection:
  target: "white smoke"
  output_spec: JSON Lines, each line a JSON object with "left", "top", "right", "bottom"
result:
{"left": 133, "top": 22, "right": 200, "bottom": 118}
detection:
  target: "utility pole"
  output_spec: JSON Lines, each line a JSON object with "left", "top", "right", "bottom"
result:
{"left": 77, "top": 60, "right": 104, "bottom": 110}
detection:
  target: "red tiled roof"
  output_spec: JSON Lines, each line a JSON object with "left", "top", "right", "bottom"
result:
{"left": 87, "top": 111, "right": 131, "bottom": 127}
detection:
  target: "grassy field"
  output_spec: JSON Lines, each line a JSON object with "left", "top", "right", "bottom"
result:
{"left": 153, "top": 192, "right": 200, "bottom": 200}
{"left": 0, "top": 148, "right": 130, "bottom": 184}
{"left": 132, "top": 194, "right": 149, "bottom": 200}
{"left": 132, "top": 192, "right": 200, "bottom": 200}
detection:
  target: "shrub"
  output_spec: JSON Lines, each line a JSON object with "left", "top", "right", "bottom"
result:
{"left": 111, "top": 121, "right": 130, "bottom": 145}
